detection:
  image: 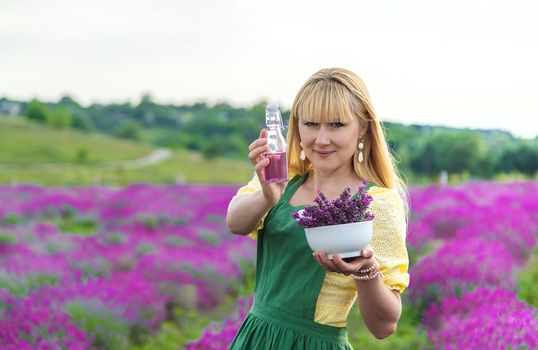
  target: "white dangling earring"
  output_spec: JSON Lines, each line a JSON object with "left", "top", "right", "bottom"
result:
{"left": 299, "top": 142, "right": 306, "bottom": 161}
{"left": 358, "top": 140, "right": 364, "bottom": 163}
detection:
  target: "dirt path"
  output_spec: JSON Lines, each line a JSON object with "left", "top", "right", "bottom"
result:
{"left": 0, "top": 148, "right": 173, "bottom": 171}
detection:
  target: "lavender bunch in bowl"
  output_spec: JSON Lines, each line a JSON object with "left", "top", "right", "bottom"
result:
{"left": 292, "top": 180, "right": 374, "bottom": 228}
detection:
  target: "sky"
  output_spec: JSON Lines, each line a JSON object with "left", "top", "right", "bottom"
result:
{"left": 1, "top": 0, "right": 537, "bottom": 139}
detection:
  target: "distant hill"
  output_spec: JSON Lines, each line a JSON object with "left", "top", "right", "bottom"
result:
{"left": 0, "top": 117, "right": 152, "bottom": 164}
{"left": 1, "top": 96, "right": 536, "bottom": 182}
{"left": 0, "top": 116, "right": 253, "bottom": 186}
{"left": 384, "top": 121, "right": 517, "bottom": 141}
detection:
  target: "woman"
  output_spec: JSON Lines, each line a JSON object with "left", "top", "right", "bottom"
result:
{"left": 226, "top": 68, "right": 410, "bottom": 349}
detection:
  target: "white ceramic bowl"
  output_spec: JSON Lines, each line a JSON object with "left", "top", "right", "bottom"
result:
{"left": 304, "top": 220, "right": 373, "bottom": 259}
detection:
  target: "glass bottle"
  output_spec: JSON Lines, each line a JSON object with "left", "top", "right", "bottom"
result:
{"left": 262, "top": 104, "right": 288, "bottom": 183}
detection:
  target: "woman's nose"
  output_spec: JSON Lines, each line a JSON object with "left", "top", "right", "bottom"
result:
{"left": 315, "top": 129, "right": 330, "bottom": 145}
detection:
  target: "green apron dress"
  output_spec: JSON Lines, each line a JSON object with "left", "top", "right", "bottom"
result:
{"left": 229, "top": 174, "right": 357, "bottom": 350}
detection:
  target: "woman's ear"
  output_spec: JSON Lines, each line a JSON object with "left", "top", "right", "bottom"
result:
{"left": 359, "top": 121, "right": 369, "bottom": 138}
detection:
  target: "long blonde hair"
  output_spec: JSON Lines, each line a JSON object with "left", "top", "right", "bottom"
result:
{"left": 286, "top": 68, "right": 409, "bottom": 213}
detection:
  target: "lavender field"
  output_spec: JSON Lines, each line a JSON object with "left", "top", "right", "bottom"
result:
{"left": 1, "top": 181, "right": 537, "bottom": 349}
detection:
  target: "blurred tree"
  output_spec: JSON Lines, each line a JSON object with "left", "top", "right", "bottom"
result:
{"left": 58, "top": 95, "right": 81, "bottom": 108}
{"left": 47, "top": 107, "right": 72, "bottom": 128}
{"left": 202, "top": 139, "right": 223, "bottom": 159}
{"left": 474, "top": 151, "right": 498, "bottom": 179}
{"left": 410, "top": 132, "right": 484, "bottom": 176}
{"left": 202, "top": 133, "right": 247, "bottom": 159}
{"left": 497, "top": 142, "right": 538, "bottom": 175}
{"left": 410, "top": 141, "right": 439, "bottom": 176}
{"left": 435, "top": 132, "right": 484, "bottom": 174}
{"left": 140, "top": 92, "right": 154, "bottom": 104}
{"left": 115, "top": 122, "right": 142, "bottom": 141}
{"left": 71, "top": 112, "right": 95, "bottom": 132}
{"left": 25, "top": 100, "right": 49, "bottom": 123}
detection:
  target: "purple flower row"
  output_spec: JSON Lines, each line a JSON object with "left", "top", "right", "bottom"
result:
{"left": 0, "top": 183, "right": 256, "bottom": 348}
{"left": 424, "top": 287, "right": 538, "bottom": 350}
{"left": 407, "top": 181, "right": 538, "bottom": 349}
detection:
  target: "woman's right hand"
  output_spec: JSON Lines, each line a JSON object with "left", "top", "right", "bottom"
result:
{"left": 248, "top": 128, "right": 286, "bottom": 206}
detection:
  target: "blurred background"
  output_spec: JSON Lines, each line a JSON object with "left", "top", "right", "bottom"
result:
{"left": 1, "top": 0, "right": 537, "bottom": 186}
{"left": 0, "top": 1, "right": 537, "bottom": 349}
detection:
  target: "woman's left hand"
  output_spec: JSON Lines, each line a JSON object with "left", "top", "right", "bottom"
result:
{"left": 313, "top": 246, "right": 375, "bottom": 276}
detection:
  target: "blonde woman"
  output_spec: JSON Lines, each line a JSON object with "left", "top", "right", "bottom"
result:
{"left": 227, "top": 68, "right": 410, "bottom": 349}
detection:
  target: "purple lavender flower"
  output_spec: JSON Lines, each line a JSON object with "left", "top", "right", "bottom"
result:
{"left": 0, "top": 183, "right": 256, "bottom": 348}
{"left": 292, "top": 181, "right": 374, "bottom": 228}
{"left": 424, "top": 287, "right": 538, "bottom": 350}
{"left": 184, "top": 296, "right": 253, "bottom": 349}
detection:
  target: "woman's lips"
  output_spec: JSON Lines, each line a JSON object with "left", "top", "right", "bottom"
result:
{"left": 314, "top": 150, "right": 334, "bottom": 158}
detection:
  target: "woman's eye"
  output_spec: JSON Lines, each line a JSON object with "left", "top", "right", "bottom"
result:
{"left": 304, "top": 122, "right": 319, "bottom": 127}
{"left": 330, "top": 122, "right": 344, "bottom": 127}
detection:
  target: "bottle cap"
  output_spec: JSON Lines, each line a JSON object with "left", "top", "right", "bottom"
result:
{"left": 266, "top": 104, "right": 279, "bottom": 112}
{"left": 265, "top": 104, "right": 282, "bottom": 129}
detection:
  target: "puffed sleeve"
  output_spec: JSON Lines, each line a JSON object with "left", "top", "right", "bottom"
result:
{"left": 368, "top": 187, "right": 410, "bottom": 293}
{"left": 229, "top": 172, "right": 266, "bottom": 240}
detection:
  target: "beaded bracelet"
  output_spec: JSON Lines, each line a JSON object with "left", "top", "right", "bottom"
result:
{"left": 351, "top": 271, "right": 381, "bottom": 281}
{"left": 351, "top": 263, "right": 382, "bottom": 281}
{"left": 357, "top": 264, "right": 377, "bottom": 274}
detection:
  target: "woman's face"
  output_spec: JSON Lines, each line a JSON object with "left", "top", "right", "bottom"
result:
{"left": 298, "top": 115, "right": 364, "bottom": 173}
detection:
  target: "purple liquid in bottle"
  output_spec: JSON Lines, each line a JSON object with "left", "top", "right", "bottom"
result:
{"left": 262, "top": 151, "right": 288, "bottom": 183}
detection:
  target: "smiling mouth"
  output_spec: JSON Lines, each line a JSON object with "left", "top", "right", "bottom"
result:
{"left": 314, "top": 151, "right": 335, "bottom": 155}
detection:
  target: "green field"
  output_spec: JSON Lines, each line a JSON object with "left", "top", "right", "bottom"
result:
{"left": 0, "top": 117, "right": 253, "bottom": 186}
{"left": 0, "top": 117, "right": 154, "bottom": 163}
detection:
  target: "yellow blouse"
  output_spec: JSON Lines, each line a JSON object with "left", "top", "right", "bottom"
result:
{"left": 230, "top": 173, "right": 410, "bottom": 327}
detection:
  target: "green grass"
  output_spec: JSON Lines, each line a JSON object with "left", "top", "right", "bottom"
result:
{"left": 517, "top": 246, "right": 538, "bottom": 308}
{"left": 124, "top": 149, "right": 253, "bottom": 184}
{"left": 0, "top": 117, "right": 254, "bottom": 185}
{"left": 0, "top": 117, "right": 152, "bottom": 163}
{"left": 64, "top": 300, "right": 132, "bottom": 350}
{"left": 139, "top": 127, "right": 180, "bottom": 147}
{"left": 0, "top": 148, "right": 253, "bottom": 186}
